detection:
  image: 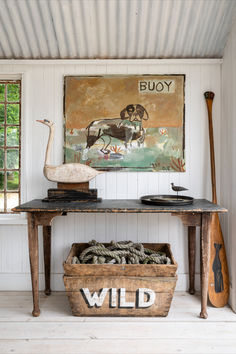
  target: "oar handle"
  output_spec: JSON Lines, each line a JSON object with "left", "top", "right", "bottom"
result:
{"left": 204, "top": 91, "right": 217, "bottom": 204}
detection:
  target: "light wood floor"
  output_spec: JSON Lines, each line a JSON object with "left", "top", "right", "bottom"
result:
{"left": 0, "top": 291, "right": 235, "bottom": 354}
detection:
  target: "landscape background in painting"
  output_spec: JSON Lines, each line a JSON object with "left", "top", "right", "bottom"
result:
{"left": 64, "top": 75, "right": 185, "bottom": 172}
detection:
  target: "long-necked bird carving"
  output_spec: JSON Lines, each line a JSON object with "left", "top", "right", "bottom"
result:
{"left": 37, "top": 119, "right": 102, "bottom": 183}
{"left": 171, "top": 183, "right": 188, "bottom": 194}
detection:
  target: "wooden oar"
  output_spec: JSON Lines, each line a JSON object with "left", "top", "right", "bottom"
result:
{"left": 204, "top": 91, "right": 229, "bottom": 307}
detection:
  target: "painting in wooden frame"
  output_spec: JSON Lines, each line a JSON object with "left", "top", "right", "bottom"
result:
{"left": 64, "top": 75, "right": 185, "bottom": 172}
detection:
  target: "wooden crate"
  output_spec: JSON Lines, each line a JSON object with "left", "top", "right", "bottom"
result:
{"left": 63, "top": 243, "right": 178, "bottom": 317}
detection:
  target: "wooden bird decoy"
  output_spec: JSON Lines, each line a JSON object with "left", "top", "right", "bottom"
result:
{"left": 171, "top": 182, "right": 188, "bottom": 195}
{"left": 37, "top": 119, "right": 102, "bottom": 183}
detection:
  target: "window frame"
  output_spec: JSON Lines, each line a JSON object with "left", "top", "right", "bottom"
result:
{"left": 0, "top": 79, "right": 21, "bottom": 214}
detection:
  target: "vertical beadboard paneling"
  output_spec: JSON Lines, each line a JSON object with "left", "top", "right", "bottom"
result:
{"left": 222, "top": 18, "right": 236, "bottom": 312}
{"left": 0, "top": 60, "right": 221, "bottom": 292}
{"left": 127, "top": 214, "right": 138, "bottom": 243}
{"left": 209, "top": 64, "right": 222, "bottom": 201}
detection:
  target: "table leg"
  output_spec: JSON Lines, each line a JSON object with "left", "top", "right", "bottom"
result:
{"left": 188, "top": 226, "right": 196, "bottom": 295}
{"left": 27, "top": 213, "right": 40, "bottom": 317}
{"left": 200, "top": 213, "right": 211, "bottom": 319}
{"left": 43, "top": 226, "right": 51, "bottom": 296}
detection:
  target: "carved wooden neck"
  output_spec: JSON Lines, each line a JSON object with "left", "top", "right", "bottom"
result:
{"left": 45, "top": 125, "right": 55, "bottom": 166}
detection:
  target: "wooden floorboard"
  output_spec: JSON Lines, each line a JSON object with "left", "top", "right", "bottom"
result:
{"left": 1, "top": 322, "right": 236, "bottom": 339}
{"left": 1, "top": 339, "right": 236, "bottom": 354}
{"left": 0, "top": 292, "right": 235, "bottom": 354}
{"left": 0, "top": 291, "right": 234, "bottom": 322}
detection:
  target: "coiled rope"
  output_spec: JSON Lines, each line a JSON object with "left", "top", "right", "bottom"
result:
{"left": 72, "top": 240, "right": 171, "bottom": 265}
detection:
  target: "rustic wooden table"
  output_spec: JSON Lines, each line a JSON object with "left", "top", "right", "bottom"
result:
{"left": 13, "top": 199, "right": 227, "bottom": 319}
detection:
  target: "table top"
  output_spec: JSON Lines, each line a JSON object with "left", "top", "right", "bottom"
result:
{"left": 13, "top": 198, "right": 227, "bottom": 214}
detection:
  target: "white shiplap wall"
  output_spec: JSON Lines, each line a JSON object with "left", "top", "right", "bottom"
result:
{"left": 0, "top": 59, "right": 221, "bottom": 291}
{"left": 221, "top": 18, "right": 236, "bottom": 312}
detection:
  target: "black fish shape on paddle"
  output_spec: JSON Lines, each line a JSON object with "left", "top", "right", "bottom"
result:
{"left": 212, "top": 243, "right": 224, "bottom": 293}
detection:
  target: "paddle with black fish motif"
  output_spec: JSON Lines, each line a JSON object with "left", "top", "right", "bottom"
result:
{"left": 204, "top": 91, "right": 229, "bottom": 307}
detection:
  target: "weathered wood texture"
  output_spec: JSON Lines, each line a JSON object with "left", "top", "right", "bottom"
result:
{"left": 34, "top": 212, "right": 63, "bottom": 226}
{"left": 208, "top": 213, "right": 230, "bottom": 307}
{"left": 205, "top": 92, "right": 217, "bottom": 204}
{"left": 63, "top": 243, "right": 177, "bottom": 317}
{"left": 174, "top": 213, "right": 201, "bottom": 226}
{"left": 14, "top": 198, "right": 227, "bottom": 318}
{"left": 65, "top": 283, "right": 176, "bottom": 317}
{"left": 27, "top": 213, "right": 40, "bottom": 317}
{"left": 205, "top": 92, "right": 229, "bottom": 308}
{"left": 188, "top": 226, "right": 196, "bottom": 295}
{"left": 64, "top": 243, "right": 177, "bottom": 277}
{"left": 57, "top": 182, "right": 89, "bottom": 191}
{"left": 37, "top": 119, "right": 102, "bottom": 183}
{"left": 43, "top": 226, "right": 51, "bottom": 296}
{"left": 200, "top": 213, "right": 212, "bottom": 319}
{"left": 44, "top": 188, "right": 99, "bottom": 202}
{"left": 13, "top": 199, "right": 227, "bottom": 213}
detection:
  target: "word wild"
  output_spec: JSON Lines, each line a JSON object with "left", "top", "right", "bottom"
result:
{"left": 81, "top": 288, "right": 156, "bottom": 309}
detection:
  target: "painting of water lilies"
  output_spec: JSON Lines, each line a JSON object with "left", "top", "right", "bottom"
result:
{"left": 64, "top": 75, "right": 185, "bottom": 172}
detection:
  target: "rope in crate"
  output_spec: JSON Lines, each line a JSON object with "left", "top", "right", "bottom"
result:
{"left": 72, "top": 240, "right": 171, "bottom": 265}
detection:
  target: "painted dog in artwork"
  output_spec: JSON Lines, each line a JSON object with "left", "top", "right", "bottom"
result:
{"left": 86, "top": 104, "right": 149, "bottom": 154}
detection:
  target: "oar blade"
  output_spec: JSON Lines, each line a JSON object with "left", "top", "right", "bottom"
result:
{"left": 208, "top": 213, "right": 229, "bottom": 307}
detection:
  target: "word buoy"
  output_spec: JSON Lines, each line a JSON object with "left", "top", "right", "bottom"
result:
{"left": 139, "top": 80, "right": 175, "bottom": 94}
{"left": 81, "top": 288, "right": 156, "bottom": 309}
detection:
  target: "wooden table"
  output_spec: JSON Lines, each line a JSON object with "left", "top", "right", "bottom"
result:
{"left": 13, "top": 198, "right": 227, "bottom": 319}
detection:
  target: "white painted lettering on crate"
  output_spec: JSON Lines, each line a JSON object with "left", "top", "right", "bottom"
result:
{"left": 138, "top": 288, "right": 156, "bottom": 308}
{"left": 81, "top": 288, "right": 108, "bottom": 307}
{"left": 81, "top": 287, "right": 156, "bottom": 309}
{"left": 119, "top": 288, "right": 135, "bottom": 308}
{"left": 110, "top": 288, "right": 117, "bottom": 308}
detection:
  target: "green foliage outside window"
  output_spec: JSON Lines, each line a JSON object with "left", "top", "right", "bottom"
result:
{"left": 0, "top": 172, "right": 3, "bottom": 190}
{"left": 0, "top": 127, "right": 4, "bottom": 146}
{"left": 7, "top": 84, "right": 19, "bottom": 102}
{"left": 0, "top": 85, "right": 4, "bottom": 101}
{"left": 0, "top": 104, "right": 4, "bottom": 124}
{"left": 0, "top": 81, "right": 21, "bottom": 212}
{"left": 7, "top": 127, "right": 19, "bottom": 146}
{"left": 7, "top": 149, "right": 19, "bottom": 169}
{"left": 0, "top": 149, "right": 3, "bottom": 169}
{"left": 7, "top": 104, "right": 19, "bottom": 124}
{"left": 7, "top": 171, "right": 19, "bottom": 190}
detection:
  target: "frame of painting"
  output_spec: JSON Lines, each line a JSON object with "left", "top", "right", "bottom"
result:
{"left": 64, "top": 74, "right": 185, "bottom": 172}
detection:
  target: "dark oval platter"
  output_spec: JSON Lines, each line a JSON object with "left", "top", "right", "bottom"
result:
{"left": 140, "top": 194, "right": 194, "bottom": 206}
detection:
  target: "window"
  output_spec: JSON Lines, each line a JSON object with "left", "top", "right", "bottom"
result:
{"left": 0, "top": 80, "right": 21, "bottom": 213}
